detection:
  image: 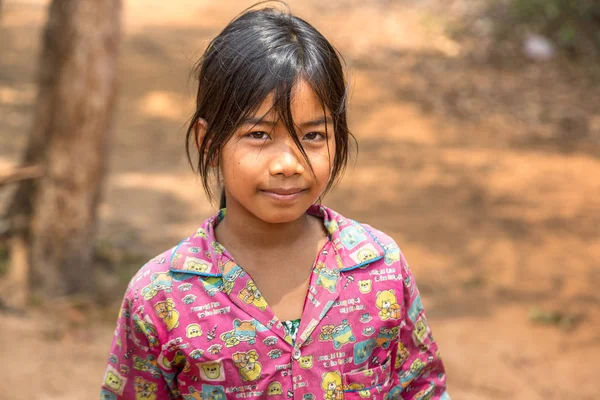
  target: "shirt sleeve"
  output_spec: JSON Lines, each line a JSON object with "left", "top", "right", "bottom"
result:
{"left": 100, "top": 288, "right": 178, "bottom": 399}
{"left": 388, "top": 251, "right": 451, "bottom": 400}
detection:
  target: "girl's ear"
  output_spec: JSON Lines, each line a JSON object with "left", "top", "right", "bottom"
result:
{"left": 194, "top": 118, "right": 218, "bottom": 167}
{"left": 193, "top": 118, "right": 208, "bottom": 151}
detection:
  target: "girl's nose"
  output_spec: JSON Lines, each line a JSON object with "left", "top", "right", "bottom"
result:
{"left": 268, "top": 145, "right": 305, "bottom": 177}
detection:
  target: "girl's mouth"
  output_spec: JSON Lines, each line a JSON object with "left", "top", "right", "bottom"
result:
{"left": 260, "top": 188, "right": 306, "bottom": 201}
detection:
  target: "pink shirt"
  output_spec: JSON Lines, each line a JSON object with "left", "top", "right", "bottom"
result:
{"left": 101, "top": 205, "right": 450, "bottom": 399}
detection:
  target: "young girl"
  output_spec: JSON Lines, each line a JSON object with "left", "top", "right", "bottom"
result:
{"left": 101, "top": 5, "right": 449, "bottom": 400}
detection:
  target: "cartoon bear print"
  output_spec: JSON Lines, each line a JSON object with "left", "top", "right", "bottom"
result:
{"left": 268, "top": 382, "right": 283, "bottom": 395}
{"left": 186, "top": 323, "right": 203, "bottom": 338}
{"left": 232, "top": 350, "right": 262, "bottom": 382}
{"left": 375, "top": 290, "right": 401, "bottom": 321}
{"left": 319, "top": 324, "right": 335, "bottom": 342}
{"left": 412, "top": 316, "right": 431, "bottom": 352}
{"left": 220, "top": 319, "right": 266, "bottom": 347}
{"left": 321, "top": 371, "right": 343, "bottom": 400}
{"left": 197, "top": 360, "right": 225, "bottom": 382}
{"left": 358, "top": 279, "right": 372, "bottom": 294}
{"left": 154, "top": 298, "right": 180, "bottom": 331}
{"left": 103, "top": 365, "right": 127, "bottom": 396}
{"left": 238, "top": 280, "right": 268, "bottom": 311}
{"left": 299, "top": 355, "right": 314, "bottom": 369}
{"left": 183, "top": 256, "right": 211, "bottom": 273}
{"left": 349, "top": 243, "right": 380, "bottom": 264}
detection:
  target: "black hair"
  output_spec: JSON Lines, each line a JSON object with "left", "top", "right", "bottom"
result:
{"left": 185, "top": 2, "right": 355, "bottom": 208}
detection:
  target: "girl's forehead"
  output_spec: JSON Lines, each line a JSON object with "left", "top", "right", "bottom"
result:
{"left": 252, "top": 79, "right": 332, "bottom": 122}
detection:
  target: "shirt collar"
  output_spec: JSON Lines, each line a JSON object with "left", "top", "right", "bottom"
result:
{"left": 169, "top": 204, "right": 385, "bottom": 277}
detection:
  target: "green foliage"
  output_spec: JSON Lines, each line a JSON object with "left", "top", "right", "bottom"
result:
{"left": 528, "top": 307, "right": 580, "bottom": 331}
{"left": 512, "top": 0, "right": 600, "bottom": 54}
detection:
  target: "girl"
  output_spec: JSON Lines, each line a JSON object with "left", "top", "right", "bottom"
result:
{"left": 101, "top": 4, "right": 449, "bottom": 400}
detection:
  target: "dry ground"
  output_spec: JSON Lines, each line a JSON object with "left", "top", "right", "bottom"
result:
{"left": 1, "top": 1, "right": 599, "bottom": 399}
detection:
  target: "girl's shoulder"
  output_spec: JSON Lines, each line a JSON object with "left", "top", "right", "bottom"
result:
{"left": 321, "top": 205, "right": 400, "bottom": 248}
{"left": 122, "top": 212, "right": 221, "bottom": 303}
{"left": 122, "top": 245, "right": 178, "bottom": 303}
{"left": 319, "top": 205, "right": 406, "bottom": 271}
{"left": 359, "top": 222, "right": 397, "bottom": 246}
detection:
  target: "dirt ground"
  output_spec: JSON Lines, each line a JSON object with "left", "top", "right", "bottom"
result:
{"left": 1, "top": 1, "right": 599, "bottom": 399}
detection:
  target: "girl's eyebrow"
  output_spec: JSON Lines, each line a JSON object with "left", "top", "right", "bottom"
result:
{"left": 240, "top": 117, "right": 277, "bottom": 127}
{"left": 300, "top": 116, "right": 333, "bottom": 128}
{"left": 241, "top": 116, "right": 333, "bottom": 128}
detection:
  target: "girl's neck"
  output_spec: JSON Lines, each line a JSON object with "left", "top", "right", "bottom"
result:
{"left": 214, "top": 201, "right": 317, "bottom": 255}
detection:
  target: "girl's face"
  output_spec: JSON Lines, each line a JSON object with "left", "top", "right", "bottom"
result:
{"left": 220, "top": 79, "right": 335, "bottom": 224}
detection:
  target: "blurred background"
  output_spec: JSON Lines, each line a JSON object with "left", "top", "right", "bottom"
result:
{"left": 1, "top": 0, "right": 599, "bottom": 398}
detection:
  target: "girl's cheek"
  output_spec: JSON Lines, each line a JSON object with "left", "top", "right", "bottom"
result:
{"left": 306, "top": 148, "right": 334, "bottom": 161}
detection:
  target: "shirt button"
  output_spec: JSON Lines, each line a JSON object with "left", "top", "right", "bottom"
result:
{"left": 293, "top": 348, "right": 301, "bottom": 360}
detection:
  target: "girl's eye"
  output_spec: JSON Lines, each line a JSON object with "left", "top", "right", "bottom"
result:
{"left": 248, "top": 131, "right": 270, "bottom": 140}
{"left": 303, "top": 132, "right": 326, "bottom": 141}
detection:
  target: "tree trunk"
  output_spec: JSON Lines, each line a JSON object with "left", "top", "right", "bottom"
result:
{"left": 5, "top": 0, "right": 121, "bottom": 303}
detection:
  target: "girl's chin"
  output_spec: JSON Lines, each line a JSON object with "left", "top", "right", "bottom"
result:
{"left": 257, "top": 211, "right": 306, "bottom": 224}
{"left": 252, "top": 204, "right": 312, "bottom": 224}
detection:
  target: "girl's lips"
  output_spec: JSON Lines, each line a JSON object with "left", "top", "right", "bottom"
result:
{"left": 261, "top": 189, "right": 306, "bottom": 201}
